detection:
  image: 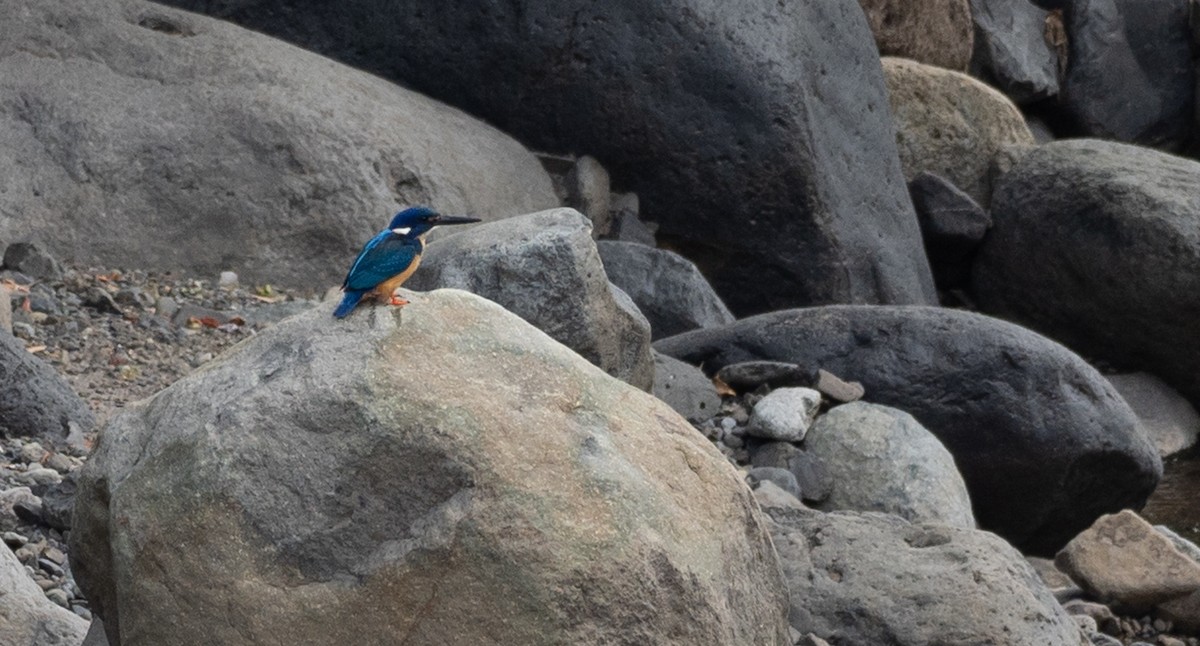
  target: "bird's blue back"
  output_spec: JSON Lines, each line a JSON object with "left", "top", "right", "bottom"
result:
{"left": 341, "top": 230, "right": 422, "bottom": 290}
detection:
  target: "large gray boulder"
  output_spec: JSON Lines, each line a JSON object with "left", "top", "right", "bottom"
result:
{"left": 968, "top": 0, "right": 1060, "bottom": 105}
{"left": 0, "top": 543, "right": 89, "bottom": 646}
{"left": 597, "top": 241, "right": 735, "bottom": 340}
{"left": 974, "top": 140, "right": 1200, "bottom": 409}
{"left": 0, "top": 0, "right": 557, "bottom": 290}
{"left": 764, "top": 506, "right": 1085, "bottom": 645}
{"left": 0, "top": 329, "right": 94, "bottom": 447}
{"left": 655, "top": 305, "right": 1161, "bottom": 555}
{"left": 155, "top": 0, "right": 938, "bottom": 315}
{"left": 1057, "top": 0, "right": 1193, "bottom": 148}
{"left": 407, "top": 209, "right": 654, "bottom": 391}
{"left": 805, "top": 402, "right": 975, "bottom": 528}
{"left": 71, "top": 292, "right": 790, "bottom": 645}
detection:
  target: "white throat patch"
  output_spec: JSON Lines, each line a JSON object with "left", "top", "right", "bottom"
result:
{"left": 391, "top": 227, "right": 412, "bottom": 236}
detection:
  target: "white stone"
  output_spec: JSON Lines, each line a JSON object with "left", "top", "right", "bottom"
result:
{"left": 746, "top": 387, "right": 822, "bottom": 442}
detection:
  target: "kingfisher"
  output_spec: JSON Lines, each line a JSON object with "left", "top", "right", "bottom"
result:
{"left": 333, "top": 206, "right": 480, "bottom": 318}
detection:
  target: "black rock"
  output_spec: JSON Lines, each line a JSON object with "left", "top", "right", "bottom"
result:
{"left": 969, "top": 0, "right": 1060, "bottom": 105}
{"left": 13, "top": 498, "right": 43, "bottom": 524}
{"left": 716, "top": 361, "right": 819, "bottom": 393}
{"left": 0, "top": 329, "right": 95, "bottom": 447}
{"left": 908, "top": 172, "right": 992, "bottom": 289}
{"left": 157, "top": 0, "right": 937, "bottom": 315}
{"left": 41, "top": 473, "right": 77, "bottom": 532}
{"left": 1057, "top": 0, "right": 1193, "bottom": 148}
{"left": 974, "top": 139, "right": 1200, "bottom": 410}
{"left": 598, "top": 241, "right": 735, "bottom": 340}
{"left": 3, "top": 242, "right": 64, "bottom": 281}
{"left": 656, "top": 305, "right": 1161, "bottom": 555}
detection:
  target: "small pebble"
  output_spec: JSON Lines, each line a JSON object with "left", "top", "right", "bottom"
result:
{"left": 72, "top": 605, "right": 92, "bottom": 621}
{"left": 43, "top": 546, "right": 66, "bottom": 565}
{"left": 44, "top": 588, "right": 70, "bottom": 608}
{"left": 19, "top": 442, "right": 47, "bottom": 464}
{"left": 37, "top": 557, "right": 64, "bottom": 577}
{"left": 218, "top": 271, "right": 239, "bottom": 289}
{"left": 20, "top": 466, "right": 62, "bottom": 486}
{"left": 2, "top": 531, "right": 28, "bottom": 547}
{"left": 43, "top": 452, "right": 76, "bottom": 474}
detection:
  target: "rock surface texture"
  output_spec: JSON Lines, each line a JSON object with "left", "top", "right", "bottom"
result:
{"left": 406, "top": 209, "right": 654, "bottom": 391}
{"left": 71, "top": 292, "right": 789, "bottom": 646}
{"left": 1058, "top": 0, "right": 1194, "bottom": 148}
{"left": 764, "top": 506, "right": 1086, "bottom": 645}
{"left": 155, "top": 0, "right": 938, "bottom": 315}
{"left": 656, "top": 305, "right": 1161, "bottom": 554}
{"left": 969, "top": 0, "right": 1060, "bottom": 104}
{"left": 0, "top": 329, "right": 95, "bottom": 446}
{"left": 0, "top": 542, "right": 89, "bottom": 646}
{"left": 882, "top": 57, "right": 1036, "bottom": 207}
{"left": 805, "top": 402, "right": 976, "bottom": 528}
{"left": 974, "top": 140, "right": 1200, "bottom": 408}
{"left": 1056, "top": 510, "right": 1200, "bottom": 611}
{"left": 907, "top": 171, "right": 991, "bottom": 289}
{"left": 597, "top": 241, "right": 735, "bottom": 340}
{"left": 856, "top": 0, "right": 975, "bottom": 71}
{"left": 0, "top": 0, "right": 557, "bottom": 290}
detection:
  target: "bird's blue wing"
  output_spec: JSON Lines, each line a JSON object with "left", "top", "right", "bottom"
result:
{"left": 341, "top": 232, "right": 421, "bottom": 290}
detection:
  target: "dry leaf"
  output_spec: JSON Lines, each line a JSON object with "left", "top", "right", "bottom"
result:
{"left": 712, "top": 375, "right": 736, "bottom": 397}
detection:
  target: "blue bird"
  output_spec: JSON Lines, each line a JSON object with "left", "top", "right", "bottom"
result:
{"left": 333, "top": 206, "right": 480, "bottom": 318}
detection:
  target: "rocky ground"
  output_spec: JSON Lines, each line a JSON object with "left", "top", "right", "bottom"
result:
{"left": 0, "top": 257, "right": 319, "bottom": 625}
{"left": 0, "top": 252, "right": 1196, "bottom": 645}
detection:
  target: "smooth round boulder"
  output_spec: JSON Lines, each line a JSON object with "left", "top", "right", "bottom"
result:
{"left": 806, "top": 402, "right": 975, "bottom": 528}
{"left": 71, "top": 291, "right": 789, "bottom": 646}
{"left": 655, "top": 305, "right": 1162, "bottom": 555}
{"left": 882, "top": 57, "right": 1035, "bottom": 207}
{"left": 974, "top": 139, "right": 1200, "bottom": 409}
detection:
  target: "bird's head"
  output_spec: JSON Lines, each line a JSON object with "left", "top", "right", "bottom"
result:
{"left": 387, "top": 206, "right": 480, "bottom": 238}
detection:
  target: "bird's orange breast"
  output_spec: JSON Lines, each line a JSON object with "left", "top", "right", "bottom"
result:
{"left": 371, "top": 236, "right": 425, "bottom": 301}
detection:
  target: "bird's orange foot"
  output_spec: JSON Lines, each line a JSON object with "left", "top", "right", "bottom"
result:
{"left": 389, "top": 295, "right": 410, "bottom": 307}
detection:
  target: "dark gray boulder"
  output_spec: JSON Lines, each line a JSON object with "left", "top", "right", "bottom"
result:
{"left": 3, "top": 242, "right": 64, "bottom": 282}
{"left": 597, "top": 241, "right": 735, "bottom": 340}
{"left": 1057, "top": 0, "right": 1194, "bottom": 148}
{"left": 907, "top": 172, "right": 991, "bottom": 289}
{"left": 969, "top": 0, "right": 1060, "bottom": 105}
{"left": 655, "top": 305, "right": 1162, "bottom": 555}
{"left": 0, "top": 329, "right": 94, "bottom": 447}
{"left": 155, "top": 0, "right": 938, "bottom": 315}
{"left": 973, "top": 140, "right": 1200, "bottom": 409}
{"left": 764, "top": 506, "right": 1086, "bottom": 645}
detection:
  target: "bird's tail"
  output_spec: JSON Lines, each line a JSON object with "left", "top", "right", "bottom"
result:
{"left": 333, "top": 289, "right": 368, "bottom": 319}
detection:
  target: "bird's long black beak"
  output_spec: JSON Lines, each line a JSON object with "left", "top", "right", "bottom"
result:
{"left": 432, "top": 214, "right": 481, "bottom": 226}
